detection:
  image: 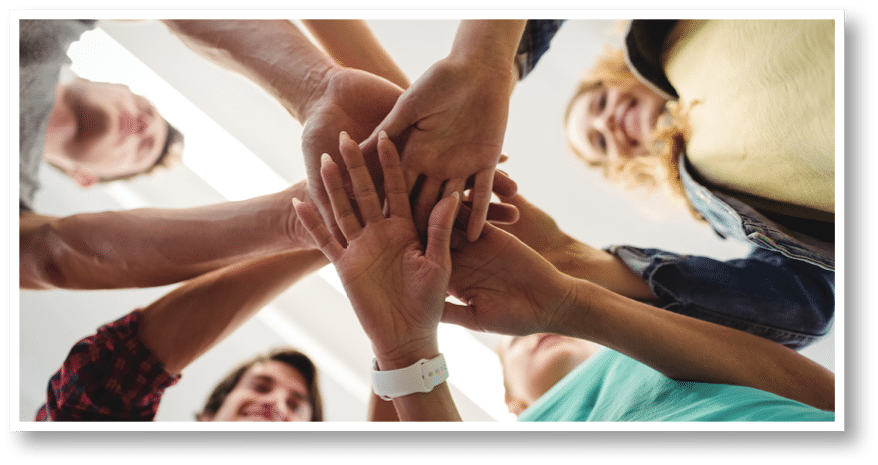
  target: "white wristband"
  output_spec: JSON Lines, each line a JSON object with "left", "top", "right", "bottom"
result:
{"left": 371, "top": 354, "right": 448, "bottom": 401}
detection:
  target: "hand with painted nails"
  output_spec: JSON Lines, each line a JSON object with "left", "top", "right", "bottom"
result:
{"left": 294, "top": 131, "right": 460, "bottom": 365}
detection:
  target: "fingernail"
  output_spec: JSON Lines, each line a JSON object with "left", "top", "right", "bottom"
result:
{"left": 379, "top": 130, "right": 388, "bottom": 140}
{"left": 292, "top": 198, "right": 301, "bottom": 206}
{"left": 450, "top": 191, "right": 460, "bottom": 200}
{"left": 339, "top": 131, "right": 349, "bottom": 142}
{"left": 321, "top": 153, "right": 332, "bottom": 165}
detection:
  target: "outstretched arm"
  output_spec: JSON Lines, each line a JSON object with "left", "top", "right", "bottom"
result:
{"left": 294, "top": 132, "right": 462, "bottom": 421}
{"left": 19, "top": 181, "right": 315, "bottom": 290}
{"left": 444, "top": 223, "right": 835, "bottom": 412}
{"left": 495, "top": 193, "right": 655, "bottom": 300}
{"left": 162, "top": 19, "right": 405, "bottom": 243}
{"left": 138, "top": 248, "right": 328, "bottom": 375}
{"left": 301, "top": 20, "right": 410, "bottom": 89}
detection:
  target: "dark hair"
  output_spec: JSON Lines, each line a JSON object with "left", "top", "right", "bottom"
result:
{"left": 195, "top": 348, "right": 323, "bottom": 422}
{"left": 97, "top": 119, "right": 185, "bottom": 183}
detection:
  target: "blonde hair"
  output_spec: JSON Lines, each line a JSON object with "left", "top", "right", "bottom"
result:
{"left": 564, "top": 46, "right": 703, "bottom": 221}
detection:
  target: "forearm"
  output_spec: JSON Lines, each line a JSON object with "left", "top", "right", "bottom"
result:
{"left": 367, "top": 392, "right": 400, "bottom": 422}
{"left": 540, "top": 236, "right": 655, "bottom": 301}
{"left": 450, "top": 20, "right": 527, "bottom": 70}
{"left": 19, "top": 183, "right": 312, "bottom": 290}
{"left": 560, "top": 278, "right": 835, "bottom": 411}
{"left": 301, "top": 20, "right": 410, "bottom": 89}
{"left": 138, "top": 248, "right": 329, "bottom": 375}
{"left": 162, "top": 19, "right": 339, "bottom": 122}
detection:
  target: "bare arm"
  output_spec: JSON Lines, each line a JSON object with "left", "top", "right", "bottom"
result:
{"left": 495, "top": 194, "right": 654, "bottom": 300}
{"left": 137, "top": 248, "right": 328, "bottom": 375}
{"left": 444, "top": 223, "right": 835, "bottom": 412}
{"left": 301, "top": 20, "right": 410, "bottom": 89}
{"left": 367, "top": 392, "right": 400, "bottom": 422}
{"left": 563, "top": 278, "right": 835, "bottom": 411}
{"left": 161, "top": 20, "right": 335, "bottom": 123}
{"left": 19, "top": 182, "right": 314, "bottom": 290}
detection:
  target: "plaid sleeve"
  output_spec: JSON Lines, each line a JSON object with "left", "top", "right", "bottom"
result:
{"left": 35, "top": 310, "right": 181, "bottom": 421}
{"left": 514, "top": 19, "right": 565, "bottom": 80}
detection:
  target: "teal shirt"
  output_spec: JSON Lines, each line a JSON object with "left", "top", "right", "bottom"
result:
{"left": 518, "top": 349, "right": 834, "bottom": 422}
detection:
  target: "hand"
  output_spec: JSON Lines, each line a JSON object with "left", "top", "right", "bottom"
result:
{"left": 294, "top": 131, "right": 460, "bottom": 365}
{"left": 361, "top": 55, "right": 515, "bottom": 243}
{"left": 300, "top": 67, "right": 405, "bottom": 244}
{"left": 443, "top": 222, "right": 576, "bottom": 337}
{"left": 494, "top": 194, "right": 569, "bottom": 256}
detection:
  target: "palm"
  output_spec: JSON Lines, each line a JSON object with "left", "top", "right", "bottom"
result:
{"left": 294, "top": 131, "right": 460, "bottom": 361}
{"left": 301, "top": 68, "right": 403, "bottom": 241}
{"left": 337, "top": 218, "right": 449, "bottom": 355}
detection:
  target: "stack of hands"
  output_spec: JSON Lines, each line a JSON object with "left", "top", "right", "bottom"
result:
{"left": 295, "top": 130, "right": 583, "bottom": 383}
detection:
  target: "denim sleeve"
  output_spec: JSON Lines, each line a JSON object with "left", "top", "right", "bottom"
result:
{"left": 607, "top": 245, "right": 835, "bottom": 350}
{"left": 515, "top": 20, "right": 565, "bottom": 80}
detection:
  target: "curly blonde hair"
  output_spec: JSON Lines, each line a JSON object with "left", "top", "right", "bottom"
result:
{"left": 564, "top": 46, "right": 703, "bottom": 221}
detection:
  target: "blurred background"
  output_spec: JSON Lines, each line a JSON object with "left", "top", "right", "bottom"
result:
{"left": 16, "top": 18, "right": 835, "bottom": 423}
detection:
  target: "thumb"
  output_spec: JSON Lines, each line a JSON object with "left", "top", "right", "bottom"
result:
{"left": 360, "top": 93, "right": 419, "bottom": 157}
{"left": 441, "top": 301, "right": 482, "bottom": 332}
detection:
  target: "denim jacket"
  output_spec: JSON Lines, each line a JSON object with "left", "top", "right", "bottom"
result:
{"left": 521, "top": 19, "right": 835, "bottom": 349}
{"left": 604, "top": 20, "right": 836, "bottom": 350}
{"left": 609, "top": 174, "right": 835, "bottom": 351}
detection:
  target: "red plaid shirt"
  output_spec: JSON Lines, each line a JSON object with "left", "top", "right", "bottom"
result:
{"left": 35, "top": 310, "right": 181, "bottom": 421}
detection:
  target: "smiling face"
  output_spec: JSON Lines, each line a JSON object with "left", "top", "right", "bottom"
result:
{"left": 500, "top": 333, "right": 601, "bottom": 415}
{"left": 566, "top": 82, "right": 667, "bottom": 164}
{"left": 43, "top": 77, "right": 169, "bottom": 186}
{"left": 205, "top": 360, "right": 314, "bottom": 422}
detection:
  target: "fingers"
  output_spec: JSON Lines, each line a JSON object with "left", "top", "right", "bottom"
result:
{"left": 293, "top": 198, "right": 345, "bottom": 262}
{"left": 466, "top": 169, "right": 494, "bottom": 242}
{"left": 491, "top": 169, "right": 518, "bottom": 198}
{"left": 361, "top": 94, "right": 417, "bottom": 160}
{"left": 442, "top": 178, "right": 466, "bottom": 200}
{"left": 413, "top": 177, "right": 445, "bottom": 238}
{"left": 377, "top": 131, "right": 412, "bottom": 220}
{"left": 321, "top": 153, "right": 363, "bottom": 241}
{"left": 339, "top": 131, "right": 384, "bottom": 225}
{"left": 424, "top": 192, "right": 461, "bottom": 266}
{"left": 440, "top": 301, "right": 481, "bottom": 332}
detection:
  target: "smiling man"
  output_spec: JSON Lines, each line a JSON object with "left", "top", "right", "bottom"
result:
{"left": 42, "top": 75, "right": 183, "bottom": 187}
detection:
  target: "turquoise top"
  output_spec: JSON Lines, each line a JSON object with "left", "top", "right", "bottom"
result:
{"left": 518, "top": 348, "right": 834, "bottom": 422}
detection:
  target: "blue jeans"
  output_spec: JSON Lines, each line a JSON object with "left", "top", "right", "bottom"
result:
{"left": 610, "top": 245, "right": 835, "bottom": 350}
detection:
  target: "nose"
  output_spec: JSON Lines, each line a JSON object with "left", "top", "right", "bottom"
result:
{"left": 594, "top": 104, "right": 615, "bottom": 135}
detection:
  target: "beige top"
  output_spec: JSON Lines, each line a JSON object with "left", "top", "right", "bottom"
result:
{"left": 662, "top": 20, "right": 835, "bottom": 217}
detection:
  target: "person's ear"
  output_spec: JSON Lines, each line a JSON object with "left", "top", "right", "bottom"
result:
{"left": 70, "top": 168, "right": 98, "bottom": 188}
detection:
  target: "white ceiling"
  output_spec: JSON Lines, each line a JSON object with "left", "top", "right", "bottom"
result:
{"left": 16, "top": 18, "right": 835, "bottom": 424}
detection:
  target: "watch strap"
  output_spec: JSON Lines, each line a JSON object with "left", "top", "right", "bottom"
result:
{"left": 371, "top": 354, "right": 448, "bottom": 401}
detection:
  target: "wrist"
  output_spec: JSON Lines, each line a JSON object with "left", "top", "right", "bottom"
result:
{"left": 449, "top": 20, "right": 526, "bottom": 74}
{"left": 291, "top": 62, "right": 342, "bottom": 123}
{"left": 374, "top": 337, "right": 440, "bottom": 371}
